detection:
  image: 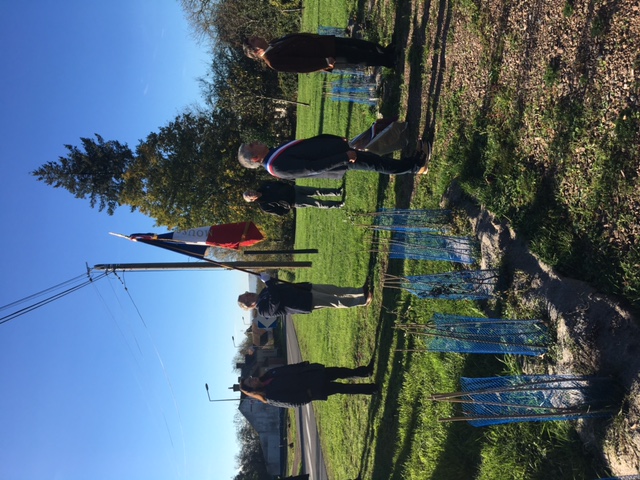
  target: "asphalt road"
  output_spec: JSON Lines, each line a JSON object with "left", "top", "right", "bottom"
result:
{"left": 285, "top": 315, "right": 329, "bottom": 480}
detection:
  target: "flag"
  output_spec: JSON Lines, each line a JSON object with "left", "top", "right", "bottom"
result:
{"left": 130, "top": 222, "right": 264, "bottom": 250}
{"left": 113, "top": 222, "right": 265, "bottom": 261}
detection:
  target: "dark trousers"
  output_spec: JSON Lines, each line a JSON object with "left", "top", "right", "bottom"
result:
{"left": 348, "top": 151, "right": 420, "bottom": 175}
{"left": 324, "top": 366, "right": 377, "bottom": 396}
{"left": 334, "top": 37, "right": 395, "bottom": 68}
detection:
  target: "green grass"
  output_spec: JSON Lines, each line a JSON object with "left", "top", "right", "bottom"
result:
{"left": 476, "top": 422, "right": 598, "bottom": 480}
{"left": 290, "top": 181, "right": 603, "bottom": 479}
{"left": 285, "top": 409, "right": 299, "bottom": 475}
{"left": 280, "top": 0, "right": 621, "bottom": 478}
{"left": 435, "top": 2, "right": 640, "bottom": 306}
{"left": 562, "top": 1, "right": 575, "bottom": 17}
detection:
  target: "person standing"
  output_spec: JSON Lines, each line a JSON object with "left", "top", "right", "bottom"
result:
{"left": 238, "top": 134, "right": 429, "bottom": 180}
{"left": 240, "top": 361, "right": 377, "bottom": 408}
{"left": 237, "top": 274, "right": 372, "bottom": 318}
{"left": 243, "top": 33, "right": 396, "bottom": 73}
{"left": 243, "top": 181, "right": 344, "bottom": 216}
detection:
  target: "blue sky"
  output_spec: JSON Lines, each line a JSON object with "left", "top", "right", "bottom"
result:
{"left": 0, "top": 2, "right": 248, "bottom": 479}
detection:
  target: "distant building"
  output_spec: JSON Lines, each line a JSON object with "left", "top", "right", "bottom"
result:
{"left": 248, "top": 274, "right": 260, "bottom": 293}
{"left": 235, "top": 339, "right": 286, "bottom": 477}
{"left": 238, "top": 398, "right": 285, "bottom": 476}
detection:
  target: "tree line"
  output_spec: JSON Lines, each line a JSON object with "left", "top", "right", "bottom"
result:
{"left": 33, "top": 0, "right": 303, "bottom": 245}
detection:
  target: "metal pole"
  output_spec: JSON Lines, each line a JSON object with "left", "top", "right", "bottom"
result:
{"left": 93, "top": 261, "right": 312, "bottom": 272}
{"left": 438, "top": 409, "right": 612, "bottom": 423}
{"left": 243, "top": 249, "right": 319, "bottom": 255}
{"left": 431, "top": 378, "right": 597, "bottom": 400}
{"left": 255, "top": 94, "right": 310, "bottom": 107}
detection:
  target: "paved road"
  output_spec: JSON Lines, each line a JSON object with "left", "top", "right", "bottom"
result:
{"left": 285, "top": 316, "right": 329, "bottom": 480}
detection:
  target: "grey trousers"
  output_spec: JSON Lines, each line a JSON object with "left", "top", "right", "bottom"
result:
{"left": 310, "top": 284, "right": 367, "bottom": 309}
{"left": 294, "top": 186, "right": 343, "bottom": 209}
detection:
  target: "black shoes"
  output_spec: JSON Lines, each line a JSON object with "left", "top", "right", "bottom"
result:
{"left": 362, "top": 282, "right": 373, "bottom": 306}
{"left": 351, "top": 365, "right": 374, "bottom": 378}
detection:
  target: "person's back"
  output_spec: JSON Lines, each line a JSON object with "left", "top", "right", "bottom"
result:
{"left": 264, "top": 135, "right": 349, "bottom": 179}
{"left": 263, "top": 33, "right": 337, "bottom": 73}
{"left": 256, "top": 279, "right": 313, "bottom": 317}
{"left": 257, "top": 181, "right": 295, "bottom": 204}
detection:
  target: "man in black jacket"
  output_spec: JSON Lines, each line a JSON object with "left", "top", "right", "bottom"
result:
{"left": 237, "top": 134, "right": 429, "bottom": 180}
{"left": 243, "top": 181, "right": 344, "bottom": 216}
{"left": 237, "top": 274, "right": 372, "bottom": 318}
{"left": 240, "top": 361, "right": 377, "bottom": 408}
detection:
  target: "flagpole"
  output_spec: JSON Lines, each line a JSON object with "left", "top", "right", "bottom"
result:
{"left": 110, "top": 228, "right": 309, "bottom": 285}
{"left": 123, "top": 235, "right": 306, "bottom": 282}
{"left": 93, "top": 261, "right": 312, "bottom": 272}
{"left": 243, "top": 249, "right": 319, "bottom": 255}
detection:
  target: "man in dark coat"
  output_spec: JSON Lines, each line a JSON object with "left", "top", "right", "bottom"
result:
{"left": 243, "top": 33, "right": 395, "bottom": 73}
{"left": 243, "top": 181, "right": 344, "bottom": 216}
{"left": 237, "top": 274, "right": 372, "bottom": 318}
{"left": 240, "top": 361, "right": 377, "bottom": 408}
{"left": 237, "top": 134, "right": 429, "bottom": 180}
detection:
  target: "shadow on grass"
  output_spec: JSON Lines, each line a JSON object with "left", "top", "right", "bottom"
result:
{"left": 402, "top": 0, "right": 432, "bottom": 142}
{"left": 315, "top": 79, "right": 328, "bottom": 136}
{"left": 355, "top": 280, "right": 417, "bottom": 479}
{"left": 423, "top": 0, "right": 453, "bottom": 142}
{"left": 356, "top": 290, "right": 508, "bottom": 479}
{"left": 428, "top": 354, "right": 504, "bottom": 478}
{"left": 379, "top": 0, "right": 413, "bottom": 119}
{"left": 318, "top": 72, "right": 359, "bottom": 136}
{"left": 346, "top": 0, "right": 640, "bottom": 475}
{"left": 348, "top": 2, "right": 454, "bottom": 476}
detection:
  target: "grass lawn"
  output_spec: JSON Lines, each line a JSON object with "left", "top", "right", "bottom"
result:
{"left": 281, "top": 0, "right": 626, "bottom": 478}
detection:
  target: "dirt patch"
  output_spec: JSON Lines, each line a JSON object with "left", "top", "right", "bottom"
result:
{"left": 370, "top": 0, "right": 640, "bottom": 472}
{"left": 442, "top": 181, "right": 640, "bottom": 476}
{"left": 399, "top": 0, "right": 640, "bottom": 294}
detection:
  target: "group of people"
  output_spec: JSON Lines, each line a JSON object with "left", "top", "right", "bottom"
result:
{"left": 240, "top": 133, "right": 429, "bottom": 215}
{"left": 236, "top": 272, "right": 376, "bottom": 408}
{"left": 235, "top": 31, "right": 425, "bottom": 408}
{"left": 239, "top": 32, "right": 430, "bottom": 216}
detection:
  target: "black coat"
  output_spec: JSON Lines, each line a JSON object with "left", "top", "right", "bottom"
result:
{"left": 261, "top": 362, "right": 327, "bottom": 408}
{"left": 256, "top": 279, "right": 313, "bottom": 317}
{"left": 255, "top": 181, "right": 295, "bottom": 216}
{"left": 263, "top": 134, "right": 349, "bottom": 180}
{"left": 263, "top": 33, "right": 336, "bottom": 73}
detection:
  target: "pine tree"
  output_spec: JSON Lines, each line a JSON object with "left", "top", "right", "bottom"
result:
{"left": 30, "top": 112, "right": 291, "bottom": 237}
{"left": 32, "top": 134, "right": 133, "bottom": 214}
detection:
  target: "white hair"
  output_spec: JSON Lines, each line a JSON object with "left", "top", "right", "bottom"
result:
{"left": 238, "top": 143, "right": 260, "bottom": 169}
